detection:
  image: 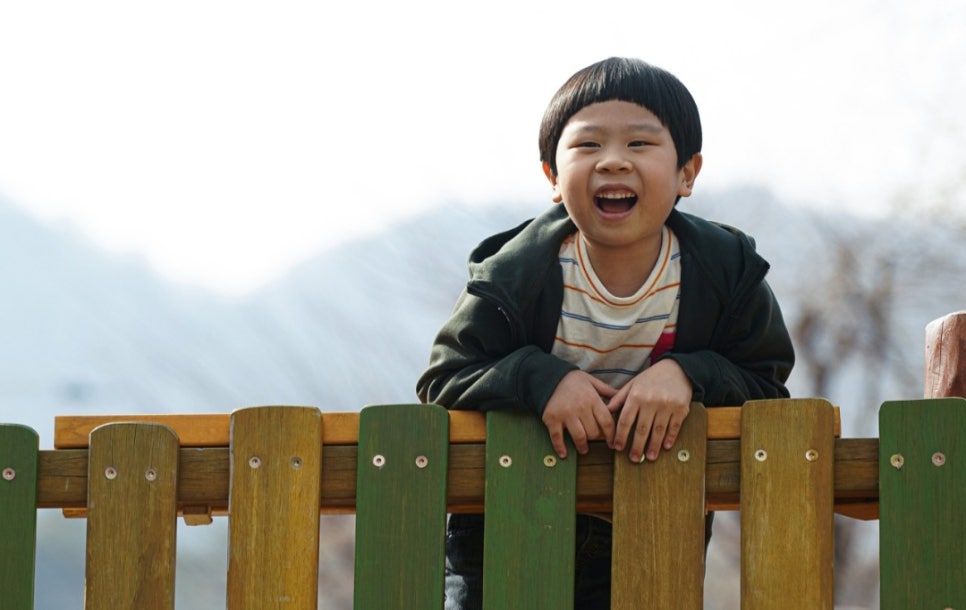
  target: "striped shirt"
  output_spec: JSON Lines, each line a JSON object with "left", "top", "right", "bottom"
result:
{"left": 551, "top": 228, "right": 681, "bottom": 388}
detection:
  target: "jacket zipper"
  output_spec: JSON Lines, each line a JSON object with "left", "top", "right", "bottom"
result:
{"left": 466, "top": 283, "right": 524, "bottom": 347}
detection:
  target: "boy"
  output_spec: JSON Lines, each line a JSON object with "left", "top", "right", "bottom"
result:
{"left": 417, "top": 57, "right": 794, "bottom": 609}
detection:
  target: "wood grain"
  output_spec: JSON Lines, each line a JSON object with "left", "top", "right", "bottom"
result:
{"left": 85, "top": 423, "right": 179, "bottom": 610}
{"left": 740, "top": 399, "right": 835, "bottom": 610}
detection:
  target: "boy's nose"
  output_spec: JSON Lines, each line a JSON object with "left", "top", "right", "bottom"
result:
{"left": 595, "top": 150, "right": 632, "bottom": 173}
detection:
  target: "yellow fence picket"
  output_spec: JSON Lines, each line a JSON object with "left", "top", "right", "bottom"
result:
{"left": 85, "top": 423, "right": 179, "bottom": 610}
{"left": 740, "top": 398, "right": 835, "bottom": 609}
{"left": 226, "top": 406, "right": 323, "bottom": 610}
{"left": 612, "top": 403, "right": 707, "bottom": 609}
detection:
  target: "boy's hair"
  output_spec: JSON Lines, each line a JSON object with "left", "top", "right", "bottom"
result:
{"left": 539, "top": 57, "right": 702, "bottom": 175}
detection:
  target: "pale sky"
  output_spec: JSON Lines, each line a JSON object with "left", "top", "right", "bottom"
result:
{"left": 1, "top": 0, "right": 962, "bottom": 295}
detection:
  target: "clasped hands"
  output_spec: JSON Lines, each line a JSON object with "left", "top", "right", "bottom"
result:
{"left": 541, "top": 359, "right": 692, "bottom": 463}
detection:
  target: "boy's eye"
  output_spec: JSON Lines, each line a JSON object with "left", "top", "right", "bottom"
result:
{"left": 576, "top": 141, "right": 600, "bottom": 148}
{"left": 628, "top": 140, "right": 649, "bottom": 147}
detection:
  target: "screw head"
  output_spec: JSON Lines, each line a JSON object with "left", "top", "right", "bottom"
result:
{"left": 104, "top": 466, "right": 118, "bottom": 480}
{"left": 805, "top": 449, "right": 819, "bottom": 462}
{"left": 248, "top": 456, "right": 262, "bottom": 469}
{"left": 677, "top": 450, "right": 691, "bottom": 462}
{"left": 754, "top": 449, "right": 768, "bottom": 462}
{"left": 144, "top": 468, "right": 158, "bottom": 481}
{"left": 2, "top": 467, "right": 15, "bottom": 481}
{"left": 890, "top": 454, "right": 904, "bottom": 470}
{"left": 372, "top": 454, "right": 386, "bottom": 468}
{"left": 415, "top": 455, "right": 429, "bottom": 469}
{"left": 543, "top": 455, "right": 557, "bottom": 467}
{"left": 932, "top": 452, "right": 946, "bottom": 467}
{"left": 290, "top": 456, "right": 303, "bottom": 470}
{"left": 499, "top": 455, "right": 512, "bottom": 468}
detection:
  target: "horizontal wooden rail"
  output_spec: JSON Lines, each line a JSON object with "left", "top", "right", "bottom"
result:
{"left": 54, "top": 406, "right": 840, "bottom": 448}
{"left": 41, "top": 406, "right": 878, "bottom": 520}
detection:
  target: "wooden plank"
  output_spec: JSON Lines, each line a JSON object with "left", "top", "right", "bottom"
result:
{"left": 925, "top": 311, "right": 966, "bottom": 398}
{"left": 353, "top": 404, "right": 449, "bottom": 609}
{"left": 226, "top": 406, "right": 323, "bottom": 610}
{"left": 55, "top": 406, "right": 840, "bottom": 449}
{"left": 611, "top": 404, "right": 707, "bottom": 609}
{"left": 85, "top": 423, "right": 179, "bottom": 610}
{"left": 879, "top": 398, "right": 966, "bottom": 609}
{"left": 35, "top": 437, "right": 881, "bottom": 515}
{"left": 0, "top": 424, "right": 39, "bottom": 610}
{"left": 482, "top": 410, "right": 576, "bottom": 610}
{"left": 740, "top": 398, "right": 835, "bottom": 610}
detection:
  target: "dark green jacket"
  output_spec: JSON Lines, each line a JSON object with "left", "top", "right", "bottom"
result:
{"left": 417, "top": 204, "right": 794, "bottom": 413}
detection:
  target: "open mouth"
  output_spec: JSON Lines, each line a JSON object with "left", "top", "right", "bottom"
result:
{"left": 594, "top": 190, "right": 638, "bottom": 214}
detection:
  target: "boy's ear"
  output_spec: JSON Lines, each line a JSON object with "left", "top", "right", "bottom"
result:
{"left": 677, "top": 153, "right": 703, "bottom": 198}
{"left": 542, "top": 162, "right": 563, "bottom": 203}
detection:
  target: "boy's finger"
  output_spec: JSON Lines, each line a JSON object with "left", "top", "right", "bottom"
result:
{"left": 646, "top": 412, "right": 672, "bottom": 461}
{"left": 663, "top": 419, "right": 683, "bottom": 450}
{"left": 606, "top": 386, "right": 628, "bottom": 413}
{"left": 594, "top": 405, "right": 616, "bottom": 447}
{"left": 612, "top": 404, "right": 636, "bottom": 451}
{"left": 546, "top": 424, "right": 568, "bottom": 459}
{"left": 568, "top": 421, "right": 589, "bottom": 456}
{"left": 593, "top": 378, "right": 618, "bottom": 398}
{"left": 629, "top": 409, "right": 656, "bottom": 463}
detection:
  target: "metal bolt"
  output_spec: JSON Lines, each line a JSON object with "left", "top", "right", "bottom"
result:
{"left": 290, "top": 456, "right": 303, "bottom": 470}
{"left": 890, "top": 454, "right": 904, "bottom": 470}
{"left": 104, "top": 466, "right": 118, "bottom": 480}
{"left": 248, "top": 456, "right": 261, "bottom": 469}
{"left": 677, "top": 450, "right": 691, "bottom": 463}
{"left": 144, "top": 468, "right": 158, "bottom": 481}
{"left": 415, "top": 455, "right": 429, "bottom": 469}
{"left": 372, "top": 454, "right": 386, "bottom": 468}
{"left": 805, "top": 449, "right": 819, "bottom": 462}
{"left": 543, "top": 455, "right": 557, "bottom": 467}
{"left": 932, "top": 452, "right": 946, "bottom": 467}
{"left": 2, "top": 467, "right": 14, "bottom": 481}
{"left": 754, "top": 449, "right": 768, "bottom": 462}
{"left": 499, "top": 455, "right": 513, "bottom": 468}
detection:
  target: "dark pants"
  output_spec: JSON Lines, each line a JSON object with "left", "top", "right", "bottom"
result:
{"left": 443, "top": 512, "right": 714, "bottom": 610}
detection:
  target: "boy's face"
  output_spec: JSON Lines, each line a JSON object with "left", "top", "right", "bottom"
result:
{"left": 544, "top": 100, "right": 701, "bottom": 259}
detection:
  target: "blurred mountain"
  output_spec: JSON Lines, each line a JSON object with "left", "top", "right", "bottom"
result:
{"left": 2, "top": 188, "right": 962, "bottom": 609}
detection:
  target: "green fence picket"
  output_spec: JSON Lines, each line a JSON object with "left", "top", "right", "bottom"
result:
{"left": 880, "top": 397, "right": 966, "bottom": 609}
{"left": 354, "top": 404, "right": 449, "bottom": 610}
{"left": 483, "top": 410, "right": 576, "bottom": 610}
{"left": 0, "top": 424, "right": 39, "bottom": 610}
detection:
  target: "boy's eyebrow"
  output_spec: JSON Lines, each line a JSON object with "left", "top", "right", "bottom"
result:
{"left": 566, "top": 121, "right": 665, "bottom": 135}
{"left": 627, "top": 122, "right": 665, "bottom": 133}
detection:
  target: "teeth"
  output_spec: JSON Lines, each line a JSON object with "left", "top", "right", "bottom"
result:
{"left": 597, "top": 191, "right": 636, "bottom": 199}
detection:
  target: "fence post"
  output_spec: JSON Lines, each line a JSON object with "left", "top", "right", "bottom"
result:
{"left": 925, "top": 311, "right": 966, "bottom": 398}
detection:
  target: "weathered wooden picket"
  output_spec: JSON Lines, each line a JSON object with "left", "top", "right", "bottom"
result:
{"left": 0, "top": 312, "right": 963, "bottom": 609}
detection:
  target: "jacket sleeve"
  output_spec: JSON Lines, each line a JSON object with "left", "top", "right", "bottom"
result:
{"left": 662, "top": 279, "right": 794, "bottom": 406}
{"left": 416, "top": 289, "right": 578, "bottom": 414}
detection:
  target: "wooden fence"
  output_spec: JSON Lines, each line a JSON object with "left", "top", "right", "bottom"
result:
{"left": 1, "top": 312, "right": 964, "bottom": 609}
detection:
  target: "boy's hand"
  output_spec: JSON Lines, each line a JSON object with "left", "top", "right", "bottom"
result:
{"left": 542, "top": 370, "right": 617, "bottom": 459}
{"left": 609, "top": 359, "right": 692, "bottom": 463}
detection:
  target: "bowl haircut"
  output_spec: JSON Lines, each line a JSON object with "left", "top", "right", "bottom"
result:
{"left": 539, "top": 57, "right": 703, "bottom": 175}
